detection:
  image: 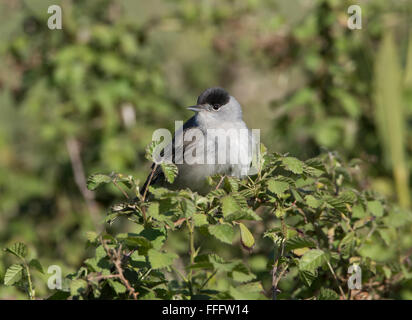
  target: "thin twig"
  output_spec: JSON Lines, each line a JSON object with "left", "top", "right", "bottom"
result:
{"left": 112, "top": 179, "right": 129, "bottom": 199}
{"left": 66, "top": 137, "right": 100, "bottom": 230}
{"left": 102, "top": 240, "right": 139, "bottom": 299}
{"left": 215, "top": 175, "right": 225, "bottom": 190}
{"left": 141, "top": 164, "right": 158, "bottom": 223}
{"left": 142, "top": 164, "right": 158, "bottom": 202}
{"left": 326, "top": 260, "right": 346, "bottom": 298}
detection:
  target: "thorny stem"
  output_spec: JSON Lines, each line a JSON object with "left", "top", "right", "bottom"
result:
{"left": 102, "top": 240, "right": 139, "bottom": 299}
{"left": 141, "top": 164, "right": 158, "bottom": 223}
{"left": 272, "top": 217, "right": 287, "bottom": 300}
{"left": 188, "top": 219, "right": 196, "bottom": 297}
{"left": 24, "top": 262, "right": 34, "bottom": 300}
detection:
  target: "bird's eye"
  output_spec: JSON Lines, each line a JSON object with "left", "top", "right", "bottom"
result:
{"left": 212, "top": 104, "right": 220, "bottom": 110}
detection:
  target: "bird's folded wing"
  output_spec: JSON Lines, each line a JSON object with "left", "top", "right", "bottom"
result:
{"left": 141, "top": 120, "right": 200, "bottom": 193}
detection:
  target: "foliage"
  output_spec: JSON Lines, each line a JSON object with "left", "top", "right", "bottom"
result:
{"left": 6, "top": 146, "right": 412, "bottom": 300}
{"left": 1, "top": 0, "right": 412, "bottom": 299}
{"left": 3, "top": 242, "right": 44, "bottom": 299}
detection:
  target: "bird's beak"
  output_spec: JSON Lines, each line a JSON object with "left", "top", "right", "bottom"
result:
{"left": 187, "top": 105, "right": 206, "bottom": 112}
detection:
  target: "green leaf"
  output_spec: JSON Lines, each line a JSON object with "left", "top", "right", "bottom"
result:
{"left": 4, "top": 264, "right": 23, "bottom": 286}
{"left": 230, "top": 263, "right": 256, "bottom": 282}
{"left": 285, "top": 236, "right": 316, "bottom": 252}
{"left": 223, "top": 176, "right": 239, "bottom": 192}
{"left": 305, "top": 195, "right": 322, "bottom": 209}
{"left": 352, "top": 204, "right": 366, "bottom": 218}
{"left": 193, "top": 214, "right": 208, "bottom": 227}
{"left": 70, "top": 279, "right": 88, "bottom": 297}
{"left": 208, "top": 224, "right": 234, "bottom": 244}
{"left": 86, "top": 231, "right": 98, "bottom": 243}
{"left": 267, "top": 179, "right": 289, "bottom": 197}
{"left": 108, "top": 279, "right": 127, "bottom": 294}
{"left": 229, "top": 281, "right": 264, "bottom": 299}
{"left": 148, "top": 249, "right": 178, "bottom": 269}
{"left": 145, "top": 140, "right": 159, "bottom": 162}
{"left": 299, "top": 249, "right": 327, "bottom": 272}
{"left": 29, "top": 259, "right": 44, "bottom": 274}
{"left": 239, "top": 223, "right": 255, "bottom": 249}
{"left": 4, "top": 242, "right": 28, "bottom": 260}
{"left": 87, "top": 174, "right": 112, "bottom": 191}
{"left": 181, "top": 198, "right": 196, "bottom": 217}
{"left": 299, "top": 269, "right": 317, "bottom": 287}
{"left": 160, "top": 163, "right": 178, "bottom": 183}
{"left": 281, "top": 157, "right": 304, "bottom": 174}
{"left": 318, "top": 288, "right": 339, "bottom": 300}
{"left": 221, "top": 196, "right": 240, "bottom": 217}
{"left": 275, "top": 207, "right": 285, "bottom": 218}
{"left": 367, "top": 201, "right": 384, "bottom": 217}
{"left": 224, "top": 209, "right": 261, "bottom": 222}
{"left": 117, "top": 234, "right": 153, "bottom": 255}
{"left": 147, "top": 202, "right": 159, "bottom": 219}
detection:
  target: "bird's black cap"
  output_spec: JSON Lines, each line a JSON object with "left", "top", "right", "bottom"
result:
{"left": 197, "top": 87, "right": 230, "bottom": 106}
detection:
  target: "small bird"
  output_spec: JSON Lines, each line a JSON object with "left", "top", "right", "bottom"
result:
{"left": 142, "top": 87, "right": 255, "bottom": 195}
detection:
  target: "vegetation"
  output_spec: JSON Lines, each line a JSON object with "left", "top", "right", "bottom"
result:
{"left": 1, "top": 0, "right": 412, "bottom": 299}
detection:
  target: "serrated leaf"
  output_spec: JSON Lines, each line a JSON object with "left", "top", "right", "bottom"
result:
{"left": 367, "top": 201, "right": 384, "bottom": 217}
{"left": 4, "top": 264, "right": 23, "bottom": 286}
{"left": 285, "top": 236, "right": 316, "bottom": 252}
{"left": 352, "top": 204, "right": 366, "bottom": 218}
{"left": 208, "top": 224, "right": 234, "bottom": 244}
{"left": 239, "top": 223, "right": 255, "bottom": 249}
{"left": 224, "top": 209, "right": 261, "bottom": 222}
{"left": 86, "top": 231, "right": 98, "bottom": 243}
{"left": 108, "top": 279, "right": 127, "bottom": 294}
{"left": 87, "top": 174, "right": 112, "bottom": 191}
{"left": 318, "top": 288, "right": 339, "bottom": 300}
{"left": 160, "top": 163, "right": 178, "bottom": 183}
{"left": 29, "top": 259, "right": 44, "bottom": 274}
{"left": 148, "top": 249, "right": 178, "bottom": 269}
{"left": 5, "top": 242, "right": 28, "bottom": 259}
{"left": 181, "top": 198, "right": 196, "bottom": 217}
{"left": 299, "top": 249, "right": 327, "bottom": 272}
{"left": 299, "top": 269, "right": 317, "bottom": 287}
{"left": 305, "top": 195, "right": 322, "bottom": 209}
{"left": 193, "top": 214, "right": 208, "bottom": 227}
{"left": 223, "top": 176, "right": 239, "bottom": 192}
{"left": 117, "top": 234, "right": 153, "bottom": 255}
{"left": 221, "top": 196, "right": 240, "bottom": 217}
{"left": 230, "top": 263, "right": 256, "bottom": 282}
{"left": 147, "top": 202, "right": 159, "bottom": 219}
{"left": 282, "top": 157, "right": 304, "bottom": 174}
{"left": 70, "top": 279, "right": 88, "bottom": 297}
{"left": 267, "top": 179, "right": 289, "bottom": 197}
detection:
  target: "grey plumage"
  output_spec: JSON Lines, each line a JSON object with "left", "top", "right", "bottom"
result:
{"left": 142, "top": 87, "right": 254, "bottom": 195}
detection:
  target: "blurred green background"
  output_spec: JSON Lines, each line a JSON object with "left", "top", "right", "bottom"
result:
{"left": 0, "top": 0, "right": 411, "bottom": 298}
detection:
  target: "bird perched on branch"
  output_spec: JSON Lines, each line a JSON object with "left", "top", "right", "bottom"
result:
{"left": 142, "top": 87, "right": 256, "bottom": 195}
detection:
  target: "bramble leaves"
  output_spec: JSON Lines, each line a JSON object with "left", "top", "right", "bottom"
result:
{"left": 148, "top": 249, "right": 178, "bottom": 269}
{"left": 160, "top": 163, "right": 178, "bottom": 184}
{"left": 5, "top": 242, "right": 28, "bottom": 260}
{"left": 4, "top": 264, "right": 23, "bottom": 286}
{"left": 6, "top": 150, "right": 409, "bottom": 300}
{"left": 209, "top": 224, "right": 235, "bottom": 244}
{"left": 239, "top": 223, "right": 255, "bottom": 249}
{"left": 87, "top": 174, "right": 112, "bottom": 191}
{"left": 299, "top": 249, "right": 327, "bottom": 273}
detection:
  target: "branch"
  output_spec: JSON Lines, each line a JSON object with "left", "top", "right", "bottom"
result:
{"left": 66, "top": 137, "right": 100, "bottom": 230}
{"left": 102, "top": 240, "right": 139, "bottom": 299}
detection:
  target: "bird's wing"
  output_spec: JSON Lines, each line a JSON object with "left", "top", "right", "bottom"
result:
{"left": 141, "top": 116, "right": 200, "bottom": 194}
